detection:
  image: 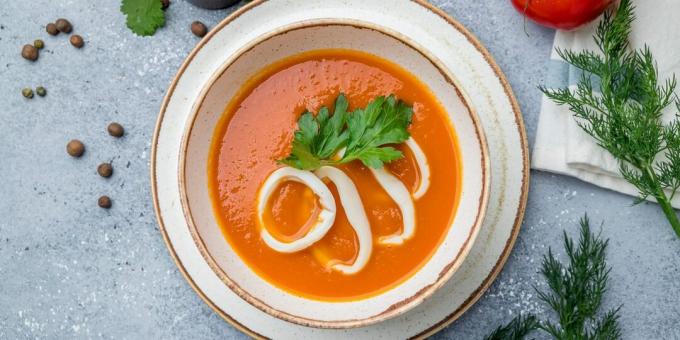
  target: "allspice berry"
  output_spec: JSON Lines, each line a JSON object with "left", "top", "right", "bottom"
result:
{"left": 97, "top": 163, "right": 113, "bottom": 178}
{"left": 98, "top": 196, "right": 112, "bottom": 209}
{"left": 161, "top": 0, "right": 171, "bottom": 10}
{"left": 33, "top": 39, "right": 45, "bottom": 49}
{"left": 70, "top": 35, "right": 84, "bottom": 48}
{"left": 46, "top": 23, "right": 59, "bottom": 36}
{"left": 55, "top": 18, "right": 72, "bottom": 33}
{"left": 107, "top": 122, "right": 125, "bottom": 138}
{"left": 191, "top": 21, "right": 208, "bottom": 38}
{"left": 21, "top": 44, "right": 39, "bottom": 61}
{"left": 67, "top": 140, "right": 85, "bottom": 157}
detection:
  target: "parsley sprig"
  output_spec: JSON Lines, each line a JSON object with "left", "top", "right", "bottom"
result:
{"left": 279, "top": 94, "right": 413, "bottom": 170}
{"left": 121, "top": 0, "right": 166, "bottom": 37}
{"left": 541, "top": 0, "right": 680, "bottom": 238}
{"left": 485, "top": 216, "right": 621, "bottom": 340}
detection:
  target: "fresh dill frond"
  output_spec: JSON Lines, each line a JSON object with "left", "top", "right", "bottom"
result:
{"left": 484, "top": 314, "right": 539, "bottom": 340}
{"left": 540, "top": 0, "right": 680, "bottom": 237}
{"left": 537, "top": 216, "right": 621, "bottom": 340}
{"left": 483, "top": 216, "right": 621, "bottom": 340}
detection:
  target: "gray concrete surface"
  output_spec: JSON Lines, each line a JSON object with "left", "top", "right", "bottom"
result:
{"left": 0, "top": 1, "right": 678, "bottom": 339}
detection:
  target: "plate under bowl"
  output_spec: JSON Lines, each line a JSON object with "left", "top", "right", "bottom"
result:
{"left": 178, "top": 21, "right": 489, "bottom": 328}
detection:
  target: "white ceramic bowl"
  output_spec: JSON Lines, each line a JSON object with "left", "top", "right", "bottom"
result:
{"left": 178, "top": 20, "right": 489, "bottom": 328}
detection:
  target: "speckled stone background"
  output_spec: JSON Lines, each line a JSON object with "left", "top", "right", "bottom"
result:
{"left": 1, "top": 1, "right": 678, "bottom": 339}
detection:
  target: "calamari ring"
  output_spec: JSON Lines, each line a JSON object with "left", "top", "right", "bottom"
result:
{"left": 256, "top": 167, "right": 336, "bottom": 253}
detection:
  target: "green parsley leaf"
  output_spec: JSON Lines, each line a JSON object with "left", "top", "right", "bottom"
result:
{"left": 342, "top": 95, "right": 413, "bottom": 167}
{"left": 121, "top": 0, "right": 166, "bottom": 37}
{"left": 279, "top": 94, "right": 412, "bottom": 170}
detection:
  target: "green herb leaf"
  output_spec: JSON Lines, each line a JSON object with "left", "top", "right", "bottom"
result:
{"left": 540, "top": 0, "right": 680, "bottom": 237}
{"left": 279, "top": 94, "right": 412, "bottom": 170}
{"left": 341, "top": 95, "right": 413, "bottom": 168}
{"left": 121, "top": 0, "right": 165, "bottom": 37}
{"left": 537, "top": 216, "right": 620, "bottom": 339}
{"left": 484, "top": 215, "right": 621, "bottom": 340}
{"left": 484, "top": 314, "right": 539, "bottom": 340}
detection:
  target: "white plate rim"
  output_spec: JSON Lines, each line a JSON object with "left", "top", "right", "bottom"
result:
{"left": 150, "top": 0, "right": 529, "bottom": 338}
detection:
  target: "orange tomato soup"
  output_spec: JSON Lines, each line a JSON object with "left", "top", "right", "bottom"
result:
{"left": 208, "top": 49, "right": 461, "bottom": 301}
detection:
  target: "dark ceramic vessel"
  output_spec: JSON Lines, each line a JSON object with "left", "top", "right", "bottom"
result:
{"left": 187, "top": 0, "right": 241, "bottom": 10}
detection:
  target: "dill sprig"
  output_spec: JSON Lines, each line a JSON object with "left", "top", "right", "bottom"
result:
{"left": 537, "top": 216, "right": 621, "bottom": 340}
{"left": 540, "top": 0, "right": 680, "bottom": 237}
{"left": 484, "top": 216, "right": 621, "bottom": 340}
{"left": 484, "top": 315, "right": 539, "bottom": 340}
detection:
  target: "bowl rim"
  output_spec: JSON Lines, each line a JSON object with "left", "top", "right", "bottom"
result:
{"left": 176, "top": 19, "right": 490, "bottom": 329}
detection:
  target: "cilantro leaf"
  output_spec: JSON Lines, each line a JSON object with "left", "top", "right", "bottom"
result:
{"left": 279, "top": 93, "right": 412, "bottom": 170}
{"left": 121, "top": 0, "right": 165, "bottom": 37}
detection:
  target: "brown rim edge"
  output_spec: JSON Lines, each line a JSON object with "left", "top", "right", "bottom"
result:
{"left": 177, "top": 20, "right": 490, "bottom": 329}
{"left": 149, "top": 0, "right": 528, "bottom": 338}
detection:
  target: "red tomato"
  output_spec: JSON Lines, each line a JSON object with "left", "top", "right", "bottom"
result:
{"left": 511, "top": 0, "right": 614, "bottom": 30}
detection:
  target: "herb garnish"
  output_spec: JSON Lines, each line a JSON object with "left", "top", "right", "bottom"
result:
{"left": 485, "top": 216, "right": 621, "bottom": 340}
{"left": 121, "top": 0, "right": 166, "bottom": 37}
{"left": 279, "top": 94, "right": 413, "bottom": 171}
{"left": 540, "top": 0, "right": 680, "bottom": 237}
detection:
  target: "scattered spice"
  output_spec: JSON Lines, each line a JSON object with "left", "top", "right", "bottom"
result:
{"left": 21, "top": 44, "right": 38, "bottom": 61}
{"left": 55, "top": 18, "right": 72, "bottom": 33}
{"left": 46, "top": 23, "right": 59, "bottom": 36}
{"left": 161, "top": 0, "right": 171, "bottom": 10}
{"left": 33, "top": 39, "right": 44, "bottom": 49}
{"left": 70, "top": 35, "right": 84, "bottom": 48}
{"left": 98, "top": 196, "right": 112, "bottom": 209}
{"left": 35, "top": 86, "right": 47, "bottom": 97}
{"left": 107, "top": 122, "right": 125, "bottom": 138}
{"left": 97, "top": 163, "right": 113, "bottom": 178}
{"left": 66, "top": 140, "right": 85, "bottom": 157}
{"left": 190, "top": 21, "right": 207, "bottom": 37}
{"left": 21, "top": 88, "right": 34, "bottom": 99}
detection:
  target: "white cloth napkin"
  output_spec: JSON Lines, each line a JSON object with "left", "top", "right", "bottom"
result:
{"left": 532, "top": 0, "right": 680, "bottom": 207}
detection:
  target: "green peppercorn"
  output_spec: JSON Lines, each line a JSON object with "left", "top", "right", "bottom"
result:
{"left": 33, "top": 39, "right": 44, "bottom": 49}
{"left": 22, "top": 88, "right": 34, "bottom": 99}
{"left": 36, "top": 86, "right": 46, "bottom": 97}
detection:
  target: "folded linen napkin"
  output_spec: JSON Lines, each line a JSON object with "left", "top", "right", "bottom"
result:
{"left": 532, "top": 0, "right": 680, "bottom": 207}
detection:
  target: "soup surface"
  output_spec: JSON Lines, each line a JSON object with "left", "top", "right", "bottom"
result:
{"left": 208, "top": 49, "right": 461, "bottom": 301}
